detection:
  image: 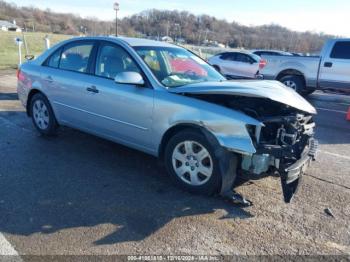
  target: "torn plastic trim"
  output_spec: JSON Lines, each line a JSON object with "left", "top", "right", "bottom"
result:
{"left": 203, "top": 122, "right": 262, "bottom": 155}
{"left": 250, "top": 137, "right": 318, "bottom": 203}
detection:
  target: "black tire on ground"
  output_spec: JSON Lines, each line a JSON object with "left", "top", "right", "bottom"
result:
{"left": 213, "top": 65, "right": 221, "bottom": 73}
{"left": 302, "top": 88, "right": 316, "bottom": 96}
{"left": 164, "top": 129, "right": 236, "bottom": 196}
{"left": 279, "top": 75, "right": 306, "bottom": 94}
{"left": 30, "top": 93, "right": 58, "bottom": 136}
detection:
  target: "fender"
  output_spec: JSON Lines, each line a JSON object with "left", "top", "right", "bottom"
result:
{"left": 153, "top": 91, "right": 262, "bottom": 156}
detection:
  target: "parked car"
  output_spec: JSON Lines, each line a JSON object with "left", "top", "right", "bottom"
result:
{"left": 17, "top": 37, "right": 317, "bottom": 203}
{"left": 208, "top": 51, "right": 266, "bottom": 79}
{"left": 252, "top": 50, "right": 294, "bottom": 57}
{"left": 258, "top": 39, "right": 350, "bottom": 95}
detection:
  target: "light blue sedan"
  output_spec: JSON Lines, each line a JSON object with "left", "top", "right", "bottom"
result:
{"left": 17, "top": 37, "right": 317, "bottom": 203}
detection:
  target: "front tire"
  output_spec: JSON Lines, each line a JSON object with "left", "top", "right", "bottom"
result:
{"left": 164, "top": 130, "right": 225, "bottom": 195}
{"left": 30, "top": 93, "right": 58, "bottom": 136}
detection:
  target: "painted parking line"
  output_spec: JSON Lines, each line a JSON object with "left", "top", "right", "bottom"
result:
{"left": 316, "top": 107, "right": 347, "bottom": 114}
{"left": 0, "top": 115, "right": 33, "bottom": 134}
{"left": 311, "top": 98, "right": 350, "bottom": 106}
{"left": 0, "top": 233, "right": 22, "bottom": 261}
{"left": 318, "top": 150, "right": 350, "bottom": 160}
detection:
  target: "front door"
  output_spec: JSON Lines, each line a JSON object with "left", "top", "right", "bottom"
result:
{"left": 82, "top": 42, "right": 154, "bottom": 150}
{"left": 319, "top": 41, "right": 350, "bottom": 91}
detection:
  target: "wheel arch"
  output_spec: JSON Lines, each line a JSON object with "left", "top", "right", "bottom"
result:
{"left": 158, "top": 123, "right": 220, "bottom": 160}
{"left": 26, "top": 89, "right": 49, "bottom": 117}
{"left": 276, "top": 69, "right": 306, "bottom": 86}
{"left": 159, "top": 122, "right": 240, "bottom": 196}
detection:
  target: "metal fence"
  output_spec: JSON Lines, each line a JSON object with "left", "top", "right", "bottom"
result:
{"left": 0, "top": 31, "right": 72, "bottom": 69}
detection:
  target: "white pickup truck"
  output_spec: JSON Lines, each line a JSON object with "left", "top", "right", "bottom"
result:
{"left": 259, "top": 39, "right": 350, "bottom": 95}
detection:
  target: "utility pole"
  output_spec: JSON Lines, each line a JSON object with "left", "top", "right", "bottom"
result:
{"left": 166, "top": 21, "right": 170, "bottom": 37}
{"left": 114, "top": 2, "right": 119, "bottom": 37}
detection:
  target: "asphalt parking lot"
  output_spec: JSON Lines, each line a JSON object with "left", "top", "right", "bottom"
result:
{"left": 0, "top": 70, "right": 349, "bottom": 258}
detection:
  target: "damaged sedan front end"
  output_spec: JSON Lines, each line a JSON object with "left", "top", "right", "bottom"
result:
{"left": 169, "top": 80, "right": 318, "bottom": 203}
{"left": 243, "top": 111, "right": 318, "bottom": 202}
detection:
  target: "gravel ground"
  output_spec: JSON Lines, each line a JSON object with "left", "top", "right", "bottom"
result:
{"left": 0, "top": 70, "right": 349, "bottom": 258}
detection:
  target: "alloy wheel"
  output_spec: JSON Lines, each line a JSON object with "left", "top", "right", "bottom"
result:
{"left": 283, "top": 80, "right": 297, "bottom": 90}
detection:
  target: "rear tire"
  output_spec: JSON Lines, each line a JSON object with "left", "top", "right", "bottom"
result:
{"left": 213, "top": 65, "right": 221, "bottom": 73}
{"left": 280, "top": 75, "right": 305, "bottom": 94}
{"left": 30, "top": 93, "right": 58, "bottom": 136}
{"left": 302, "top": 88, "right": 315, "bottom": 96}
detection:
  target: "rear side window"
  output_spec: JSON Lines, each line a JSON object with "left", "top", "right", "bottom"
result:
{"left": 59, "top": 42, "right": 94, "bottom": 73}
{"left": 330, "top": 42, "right": 350, "bottom": 59}
{"left": 45, "top": 48, "right": 61, "bottom": 68}
{"left": 257, "top": 51, "right": 277, "bottom": 56}
{"left": 220, "top": 53, "right": 236, "bottom": 61}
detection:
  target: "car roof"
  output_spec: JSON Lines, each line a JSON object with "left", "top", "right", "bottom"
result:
{"left": 51, "top": 36, "right": 181, "bottom": 49}
{"left": 252, "top": 49, "right": 292, "bottom": 55}
{"left": 74, "top": 36, "right": 180, "bottom": 48}
{"left": 216, "top": 50, "right": 255, "bottom": 56}
{"left": 118, "top": 37, "right": 179, "bottom": 48}
{"left": 32, "top": 36, "right": 183, "bottom": 68}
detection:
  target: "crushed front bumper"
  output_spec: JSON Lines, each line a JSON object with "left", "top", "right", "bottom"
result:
{"left": 280, "top": 138, "right": 318, "bottom": 202}
{"left": 242, "top": 138, "right": 318, "bottom": 203}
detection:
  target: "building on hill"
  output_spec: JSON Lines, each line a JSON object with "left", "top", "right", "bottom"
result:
{"left": 0, "top": 20, "right": 22, "bottom": 32}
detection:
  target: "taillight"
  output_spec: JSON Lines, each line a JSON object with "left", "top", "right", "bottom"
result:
{"left": 259, "top": 59, "right": 267, "bottom": 69}
{"left": 17, "top": 69, "right": 25, "bottom": 81}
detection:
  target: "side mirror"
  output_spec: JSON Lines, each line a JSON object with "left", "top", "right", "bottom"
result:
{"left": 114, "top": 72, "right": 145, "bottom": 86}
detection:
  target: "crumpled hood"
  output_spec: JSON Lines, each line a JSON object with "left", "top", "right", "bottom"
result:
{"left": 169, "top": 80, "right": 317, "bottom": 114}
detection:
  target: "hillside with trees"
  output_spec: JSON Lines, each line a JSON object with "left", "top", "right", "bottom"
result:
{"left": 0, "top": 0, "right": 335, "bottom": 53}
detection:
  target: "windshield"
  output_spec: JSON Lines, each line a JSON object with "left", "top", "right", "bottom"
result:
{"left": 133, "top": 46, "right": 225, "bottom": 87}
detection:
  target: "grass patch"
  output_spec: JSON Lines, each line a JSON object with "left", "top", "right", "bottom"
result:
{"left": 0, "top": 31, "right": 72, "bottom": 69}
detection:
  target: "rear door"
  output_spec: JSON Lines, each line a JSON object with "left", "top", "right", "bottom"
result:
{"left": 41, "top": 40, "right": 97, "bottom": 127}
{"left": 318, "top": 41, "right": 350, "bottom": 90}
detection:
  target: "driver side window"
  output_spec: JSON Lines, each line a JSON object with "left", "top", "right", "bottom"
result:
{"left": 95, "top": 43, "right": 140, "bottom": 80}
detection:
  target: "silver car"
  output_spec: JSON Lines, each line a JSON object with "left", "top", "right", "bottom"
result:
{"left": 208, "top": 51, "right": 265, "bottom": 79}
{"left": 17, "top": 37, "right": 318, "bottom": 203}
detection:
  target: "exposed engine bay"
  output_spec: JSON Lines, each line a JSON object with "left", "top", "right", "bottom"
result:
{"left": 187, "top": 94, "right": 318, "bottom": 202}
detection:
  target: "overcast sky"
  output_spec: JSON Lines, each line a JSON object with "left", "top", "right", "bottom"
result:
{"left": 10, "top": 0, "right": 350, "bottom": 36}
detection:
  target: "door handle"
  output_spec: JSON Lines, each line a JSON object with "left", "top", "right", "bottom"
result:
{"left": 324, "top": 62, "right": 333, "bottom": 68}
{"left": 86, "top": 86, "right": 99, "bottom": 93}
